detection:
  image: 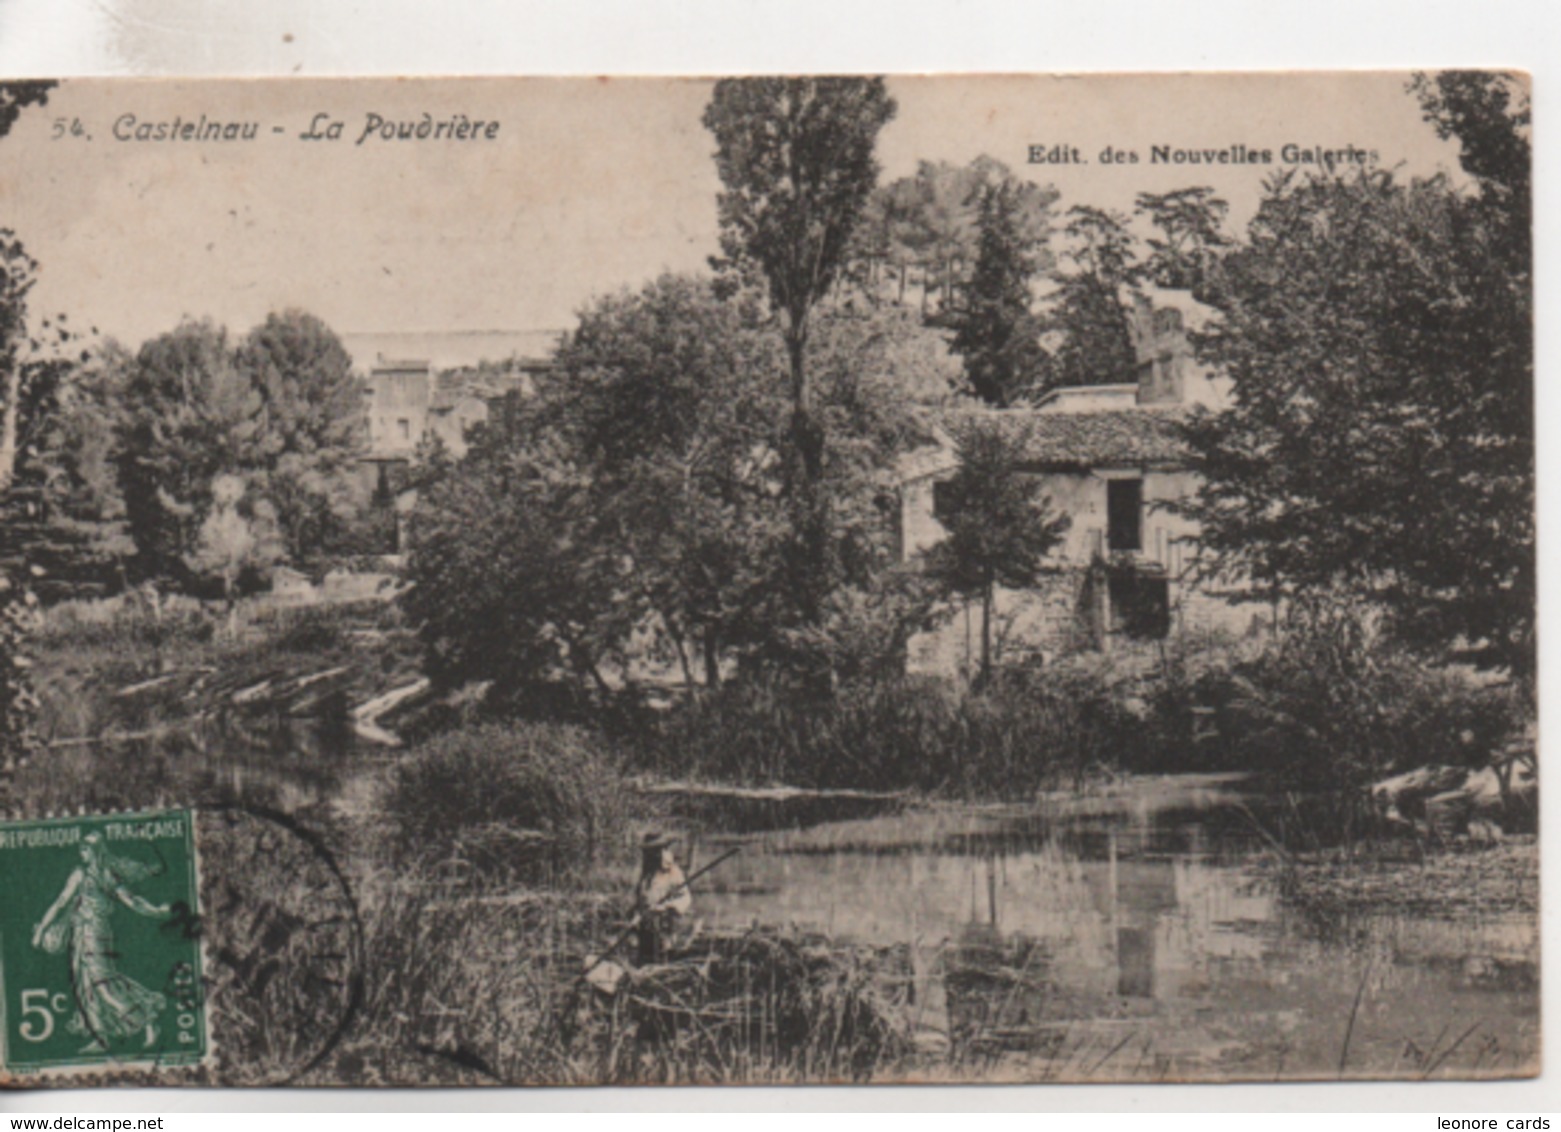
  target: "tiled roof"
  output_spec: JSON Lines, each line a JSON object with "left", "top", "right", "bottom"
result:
{"left": 936, "top": 406, "right": 1192, "bottom": 471}
{"left": 976, "top": 407, "right": 1189, "bottom": 468}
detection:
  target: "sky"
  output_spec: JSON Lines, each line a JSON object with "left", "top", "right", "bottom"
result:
{"left": 0, "top": 73, "right": 1470, "bottom": 354}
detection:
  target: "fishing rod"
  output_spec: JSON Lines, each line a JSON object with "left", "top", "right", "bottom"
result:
{"left": 578, "top": 845, "right": 743, "bottom": 982}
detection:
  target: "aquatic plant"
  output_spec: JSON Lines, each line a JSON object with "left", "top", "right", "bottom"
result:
{"left": 640, "top": 664, "right": 1150, "bottom": 798}
{"left": 382, "top": 722, "right": 641, "bottom": 885}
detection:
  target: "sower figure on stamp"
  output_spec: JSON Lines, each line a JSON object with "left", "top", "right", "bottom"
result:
{"left": 634, "top": 832, "right": 691, "bottom": 965}
{"left": 31, "top": 832, "right": 172, "bottom": 1052}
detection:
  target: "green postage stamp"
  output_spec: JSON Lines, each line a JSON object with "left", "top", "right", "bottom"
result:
{"left": 0, "top": 809, "right": 208, "bottom": 1076}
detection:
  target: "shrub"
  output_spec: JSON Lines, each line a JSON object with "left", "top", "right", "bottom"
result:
{"left": 1198, "top": 597, "right": 1527, "bottom": 789}
{"left": 382, "top": 722, "right": 639, "bottom": 885}
{"left": 37, "top": 592, "right": 215, "bottom": 655}
{"left": 339, "top": 879, "right": 614, "bottom": 1085}
{"left": 642, "top": 663, "right": 1151, "bottom": 799}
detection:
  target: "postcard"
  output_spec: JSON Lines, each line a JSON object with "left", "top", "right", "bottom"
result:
{"left": 0, "top": 72, "right": 1534, "bottom": 1086}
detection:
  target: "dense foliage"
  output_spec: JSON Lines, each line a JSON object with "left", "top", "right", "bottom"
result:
{"left": 116, "top": 311, "right": 369, "bottom": 587}
{"left": 642, "top": 665, "right": 1152, "bottom": 797}
{"left": 1181, "top": 73, "right": 1532, "bottom": 677}
{"left": 1203, "top": 596, "right": 1526, "bottom": 790}
{"left": 404, "top": 275, "right": 948, "bottom": 697}
{"left": 0, "top": 83, "right": 68, "bottom": 793}
{"left": 855, "top": 156, "right": 1056, "bottom": 321}
{"left": 922, "top": 419, "right": 1068, "bottom": 684}
{"left": 383, "top": 722, "right": 638, "bottom": 884}
{"left": 949, "top": 181, "right": 1053, "bottom": 406}
{"left": 704, "top": 78, "right": 898, "bottom": 639}
{"left": 1047, "top": 205, "right": 1140, "bottom": 389}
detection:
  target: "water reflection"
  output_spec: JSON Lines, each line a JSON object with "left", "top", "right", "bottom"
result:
{"left": 694, "top": 776, "right": 1538, "bottom": 1080}
{"left": 49, "top": 713, "right": 1536, "bottom": 1083}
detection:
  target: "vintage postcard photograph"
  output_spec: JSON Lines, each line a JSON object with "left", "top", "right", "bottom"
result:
{"left": 0, "top": 72, "right": 1534, "bottom": 1087}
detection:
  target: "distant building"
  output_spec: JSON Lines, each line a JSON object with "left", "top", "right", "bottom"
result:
{"left": 898, "top": 288, "right": 1262, "bottom": 677}
{"left": 352, "top": 330, "right": 561, "bottom": 547}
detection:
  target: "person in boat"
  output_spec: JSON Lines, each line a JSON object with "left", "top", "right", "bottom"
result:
{"left": 634, "top": 831, "right": 691, "bottom": 964}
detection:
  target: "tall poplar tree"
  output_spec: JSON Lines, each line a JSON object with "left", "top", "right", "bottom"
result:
{"left": 702, "top": 77, "right": 896, "bottom": 636}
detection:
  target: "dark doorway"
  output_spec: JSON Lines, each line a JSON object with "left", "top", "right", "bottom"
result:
{"left": 1107, "top": 478, "right": 1143, "bottom": 552}
{"left": 1109, "top": 569, "right": 1171, "bottom": 640}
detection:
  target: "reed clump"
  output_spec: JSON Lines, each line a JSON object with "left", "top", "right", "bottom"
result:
{"left": 381, "top": 722, "right": 642, "bottom": 887}
{"left": 324, "top": 878, "right": 619, "bottom": 1085}
{"left": 320, "top": 872, "right": 915, "bottom": 1085}
{"left": 566, "top": 928, "right": 910, "bottom": 1083}
{"left": 643, "top": 664, "right": 1149, "bottom": 800}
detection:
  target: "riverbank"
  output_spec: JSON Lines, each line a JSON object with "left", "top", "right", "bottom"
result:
{"left": 1258, "top": 835, "right": 1538, "bottom": 920}
{"left": 10, "top": 598, "right": 1541, "bottom": 1083}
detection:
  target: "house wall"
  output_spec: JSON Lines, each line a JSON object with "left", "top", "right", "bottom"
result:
{"left": 368, "top": 365, "right": 432, "bottom": 458}
{"left": 902, "top": 465, "right": 1262, "bottom": 677}
{"left": 905, "top": 467, "right": 1202, "bottom": 574}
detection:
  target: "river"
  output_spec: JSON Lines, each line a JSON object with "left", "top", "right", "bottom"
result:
{"left": 162, "top": 724, "right": 1538, "bottom": 1083}
{"left": 680, "top": 775, "right": 1538, "bottom": 1082}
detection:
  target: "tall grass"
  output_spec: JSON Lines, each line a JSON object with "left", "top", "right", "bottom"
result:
{"left": 381, "top": 722, "right": 641, "bottom": 886}
{"left": 330, "top": 874, "right": 912, "bottom": 1085}
{"left": 333, "top": 879, "right": 617, "bottom": 1085}
{"left": 640, "top": 663, "right": 1153, "bottom": 799}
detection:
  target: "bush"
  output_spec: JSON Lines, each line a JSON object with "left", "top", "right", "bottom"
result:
{"left": 37, "top": 592, "right": 215, "bottom": 655}
{"left": 340, "top": 880, "right": 615, "bottom": 1085}
{"left": 1196, "top": 597, "right": 1527, "bottom": 789}
{"left": 642, "top": 663, "right": 1152, "bottom": 799}
{"left": 382, "top": 722, "right": 640, "bottom": 885}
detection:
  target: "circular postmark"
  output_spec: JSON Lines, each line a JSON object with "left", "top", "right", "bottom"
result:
{"left": 195, "top": 804, "right": 364, "bottom": 1086}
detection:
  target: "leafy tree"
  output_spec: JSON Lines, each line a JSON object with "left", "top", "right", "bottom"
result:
{"left": 1048, "top": 205, "right": 1139, "bottom": 388}
{"left": 4, "top": 339, "right": 138, "bottom": 594}
{"left": 0, "top": 570, "right": 39, "bottom": 813}
{"left": 1135, "top": 186, "right": 1233, "bottom": 292}
{"left": 923, "top": 420, "right": 1068, "bottom": 685}
{"left": 862, "top": 156, "right": 1055, "bottom": 318}
{"left": 703, "top": 77, "right": 897, "bottom": 633}
{"left": 0, "top": 238, "right": 88, "bottom": 496}
{"left": 845, "top": 176, "right": 918, "bottom": 304}
{"left": 1182, "top": 151, "right": 1531, "bottom": 675}
{"left": 235, "top": 310, "right": 368, "bottom": 562}
{"left": 0, "top": 241, "right": 102, "bottom": 594}
{"left": 116, "top": 320, "right": 266, "bottom": 580}
{"left": 116, "top": 312, "right": 368, "bottom": 581}
{"left": 795, "top": 305, "right": 956, "bottom": 673}
{"left": 0, "top": 82, "right": 53, "bottom": 140}
{"left": 0, "top": 80, "right": 57, "bottom": 807}
{"left": 407, "top": 277, "right": 948, "bottom": 701}
{"left": 544, "top": 274, "right": 790, "bottom": 687}
{"left": 236, "top": 309, "right": 364, "bottom": 459}
{"left": 187, "top": 473, "right": 284, "bottom": 632}
{"left": 1410, "top": 71, "right": 1529, "bottom": 234}
{"left": 0, "top": 82, "right": 63, "bottom": 496}
{"left": 0, "top": 234, "right": 40, "bottom": 496}
{"left": 36, "top": 340, "right": 133, "bottom": 527}
{"left": 403, "top": 415, "right": 625, "bottom": 702}
{"left": 951, "top": 180, "right": 1052, "bottom": 406}
{"left": 899, "top": 159, "right": 981, "bottom": 317}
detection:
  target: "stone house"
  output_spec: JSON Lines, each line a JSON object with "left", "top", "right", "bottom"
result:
{"left": 359, "top": 347, "right": 554, "bottom": 551}
{"left": 362, "top": 359, "right": 532, "bottom": 483}
{"left": 898, "top": 288, "right": 1262, "bottom": 677}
